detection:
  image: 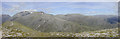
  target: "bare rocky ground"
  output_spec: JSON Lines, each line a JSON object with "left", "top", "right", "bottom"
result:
{"left": 49, "top": 28, "right": 118, "bottom": 37}
{"left": 2, "top": 26, "right": 30, "bottom": 37}
{"left": 2, "top": 28, "right": 118, "bottom": 37}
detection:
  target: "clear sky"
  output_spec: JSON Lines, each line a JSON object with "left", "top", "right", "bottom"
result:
{"left": 1, "top": 0, "right": 119, "bottom": 2}
{"left": 2, "top": 2, "right": 118, "bottom": 16}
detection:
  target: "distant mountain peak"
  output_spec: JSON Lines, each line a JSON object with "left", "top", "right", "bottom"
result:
{"left": 2, "top": 14, "right": 10, "bottom": 16}
{"left": 1, "top": 14, "right": 11, "bottom": 23}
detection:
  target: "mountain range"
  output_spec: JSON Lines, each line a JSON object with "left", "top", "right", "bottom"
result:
{"left": 1, "top": 11, "right": 119, "bottom": 33}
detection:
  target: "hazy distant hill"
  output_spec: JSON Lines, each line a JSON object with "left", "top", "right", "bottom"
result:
{"left": 0, "top": 14, "right": 11, "bottom": 24}
{"left": 0, "top": 14, "right": 1, "bottom": 24}
{"left": 56, "top": 14, "right": 118, "bottom": 29}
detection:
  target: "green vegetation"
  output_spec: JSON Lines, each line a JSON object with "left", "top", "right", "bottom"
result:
{"left": 12, "top": 12, "right": 97, "bottom": 32}
{"left": 2, "top": 21, "right": 118, "bottom": 37}
{"left": 1, "top": 11, "right": 119, "bottom": 37}
{"left": 2, "top": 21, "right": 50, "bottom": 37}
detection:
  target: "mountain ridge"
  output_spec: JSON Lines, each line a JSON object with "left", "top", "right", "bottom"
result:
{"left": 2, "top": 11, "right": 119, "bottom": 33}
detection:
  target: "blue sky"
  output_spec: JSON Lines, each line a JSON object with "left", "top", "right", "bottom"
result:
{"left": 2, "top": 2, "right": 118, "bottom": 16}
{"left": 1, "top": 0, "right": 119, "bottom": 2}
